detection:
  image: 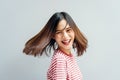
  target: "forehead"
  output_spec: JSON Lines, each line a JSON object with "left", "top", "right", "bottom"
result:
{"left": 56, "top": 19, "right": 70, "bottom": 31}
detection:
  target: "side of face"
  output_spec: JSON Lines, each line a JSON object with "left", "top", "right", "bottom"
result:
{"left": 53, "top": 19, "right": 75, "bottom": 52}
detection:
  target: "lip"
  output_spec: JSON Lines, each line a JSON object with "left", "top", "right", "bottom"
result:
{"left": 61, "top": 39, "right": 71, "bottom": 45}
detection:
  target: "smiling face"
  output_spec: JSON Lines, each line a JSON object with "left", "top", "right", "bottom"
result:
{"left": 54, "top": 19, "right": 75, "bottom": 54}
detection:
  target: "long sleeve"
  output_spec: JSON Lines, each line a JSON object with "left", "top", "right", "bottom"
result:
{"left": 47, "top": 54, "right": 67, "bottom": 80}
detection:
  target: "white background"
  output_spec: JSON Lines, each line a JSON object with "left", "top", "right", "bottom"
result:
{"left": 0, "top": 0, "right": 120, "bottom": 80}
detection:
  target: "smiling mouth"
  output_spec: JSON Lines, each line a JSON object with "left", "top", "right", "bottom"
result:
{"left": 62, "top": 39, "right": 71, "bottom": 45}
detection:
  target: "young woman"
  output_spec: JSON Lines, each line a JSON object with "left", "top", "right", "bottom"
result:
{"left": 23, "top": 12, "right": 88, "bottom": 80}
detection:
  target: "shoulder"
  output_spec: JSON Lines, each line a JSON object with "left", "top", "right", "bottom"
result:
{"left": 52, "top": 50, "right": 66, "bottom": 62}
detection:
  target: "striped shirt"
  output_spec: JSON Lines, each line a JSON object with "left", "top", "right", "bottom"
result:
{"left": 47, "top": 49, "right": 83, "bottom": 80}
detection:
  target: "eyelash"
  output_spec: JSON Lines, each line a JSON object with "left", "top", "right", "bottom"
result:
{"left": 66, "top": 29, "right": 71, "bottom": 32}
{"left": 56, "top": 31, "right": 61, "bottom": 34}
{"left": 66, "top": 29, "right": 70, "bottom": 32}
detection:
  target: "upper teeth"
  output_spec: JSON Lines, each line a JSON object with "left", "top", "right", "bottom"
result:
{"left": 62, "top": 40, "right": 70, "bottom": 43}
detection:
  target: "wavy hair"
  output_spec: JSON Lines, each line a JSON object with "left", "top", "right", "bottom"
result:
{"left": 23, "top": 12, "right": 88, "bottom": 56}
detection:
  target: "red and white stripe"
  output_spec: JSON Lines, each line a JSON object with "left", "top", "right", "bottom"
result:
{"left": 47, "top": 49, "right": 83, "bottom": 80}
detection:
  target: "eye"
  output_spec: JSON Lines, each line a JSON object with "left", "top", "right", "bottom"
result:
{"left": 55, "top": 31, "right": 61, "bottom": 34}
{"left": 66, "top": 28, "right": 72, "bottom": 32}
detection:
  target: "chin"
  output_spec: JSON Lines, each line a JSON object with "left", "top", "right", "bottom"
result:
{"left": 63, "top": 45, "right": 72, "bottom": 50}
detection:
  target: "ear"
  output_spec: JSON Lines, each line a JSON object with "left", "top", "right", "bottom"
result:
{"left": 73, "top": 41, "right": 76, "bottom": 48}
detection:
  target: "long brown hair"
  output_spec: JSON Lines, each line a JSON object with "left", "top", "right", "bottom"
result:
{"left": 23, "top": 12, "right": 88, "bottom": 56}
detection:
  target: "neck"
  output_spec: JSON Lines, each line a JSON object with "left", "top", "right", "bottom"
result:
{"left": 58, "top": 47, "right": 71, "bottom": 55}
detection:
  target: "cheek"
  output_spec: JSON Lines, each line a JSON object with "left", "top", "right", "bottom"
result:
{"left": 73, "top": 33, "right": 75, "bottom": 38}
{"left": 70, "top": 32, "right": 75, "bottom": 39}
{"left": 54, "top": 35, "right": 61, "bottom": 43}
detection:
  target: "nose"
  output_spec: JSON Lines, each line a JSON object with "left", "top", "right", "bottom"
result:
{"left": 62, "top": 31, "right": 69, "bottom": 38}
